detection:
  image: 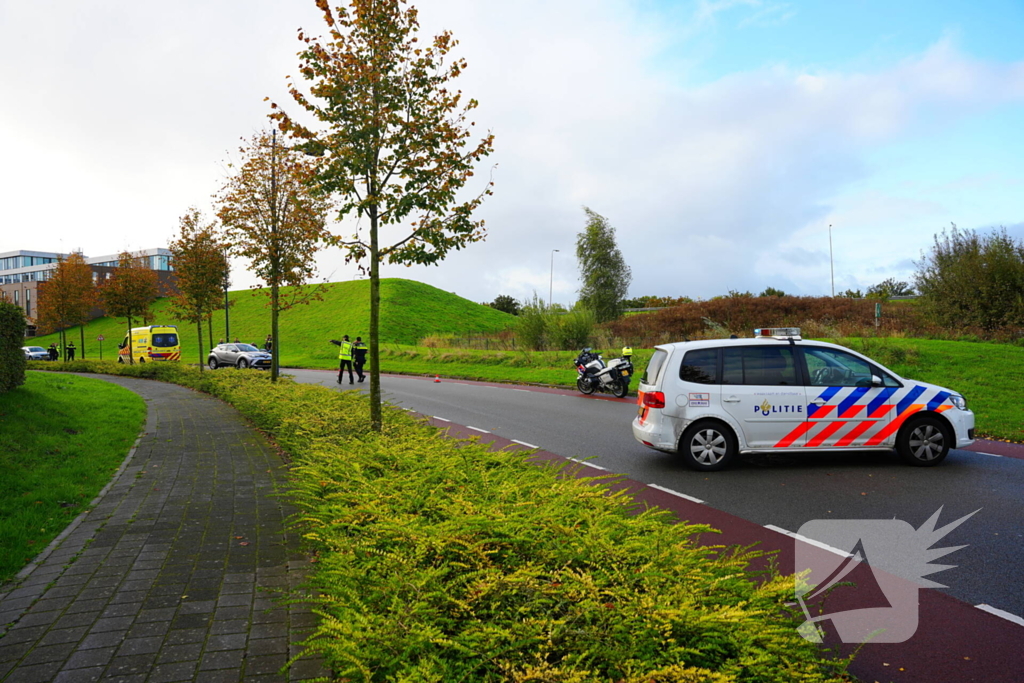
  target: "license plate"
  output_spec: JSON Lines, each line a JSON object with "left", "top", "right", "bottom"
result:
{"left": 621, "top": 369, "right": 629, "bottom": 376}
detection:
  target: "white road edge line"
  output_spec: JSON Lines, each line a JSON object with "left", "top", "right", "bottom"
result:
{"left": 976, "top": 452, "right": 1003, "bottom": 458}
{"left": 764, "top": 525, "right": 852, "bottom": 558}
{"left": 975, "top": 604, "right": 1024, "bottom": 627}
{"left": 647, "top": 484, "right": 704, "bottom": 504}
{"left": 511, "top": 389, "right": 531, "bottom": 392}
{"left": 432, "top": 416, "right": 450, "bottom": 422}
{"left": 466, "top": 426, "right": 491, "bottom": 433}
{"left": 511, "top": 439, "right": 539, "bottom": 449}
{"left": 566, "top": 457, "right": 608, "bottom": 471}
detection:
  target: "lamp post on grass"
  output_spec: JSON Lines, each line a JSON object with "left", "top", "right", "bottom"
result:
{"left": 829, "top": 224, "right": 835, "bottom": 298}
{"left": 549, "top": 249, "right": 559, "bottom": 309}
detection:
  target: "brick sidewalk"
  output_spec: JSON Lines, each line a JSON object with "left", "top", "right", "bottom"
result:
{"left": 0, "top": 376, "right": 327, "bottom": 682}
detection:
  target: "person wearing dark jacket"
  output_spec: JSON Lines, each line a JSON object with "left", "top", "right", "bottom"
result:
{"left": 352, "top": 337, "right": 368, "bottom": 382}
{"left": 66, "top": 341, "right": 76, "bottom": 361}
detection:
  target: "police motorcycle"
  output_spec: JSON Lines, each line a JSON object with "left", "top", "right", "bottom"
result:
{"left": 574, "top": 347, "right": 634, "bottom": 398}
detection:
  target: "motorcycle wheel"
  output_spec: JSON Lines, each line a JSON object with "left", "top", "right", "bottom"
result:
{"left": 612, "top": 378, "right": 629, "bottom": 398}
{"left": 577, "top": 377, "right": 596, "bottom": 395}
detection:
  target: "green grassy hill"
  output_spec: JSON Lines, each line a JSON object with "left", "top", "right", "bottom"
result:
{"left": 32, "top": 278, "right": 514, "bottom": 366}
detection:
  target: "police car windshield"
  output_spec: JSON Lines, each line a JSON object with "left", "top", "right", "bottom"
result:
{"left": 236, "top": 344, "right": 260, "bottom": 352}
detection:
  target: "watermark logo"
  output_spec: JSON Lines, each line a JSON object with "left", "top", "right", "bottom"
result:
{"left": 794, "top": 507, "right": 977, "bottom": 644}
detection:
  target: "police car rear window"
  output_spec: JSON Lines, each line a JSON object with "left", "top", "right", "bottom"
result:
{"left": 680, "top": 349, "right": 718, "bottom": 384}
{"left": 152, "top": 333, "right": 178, "bottom": 348}
{"left": 722, "top": 346, "right": 798, "bottom": 386}
{"left": 641, "top": 349, "right": 668, "bottom": 385}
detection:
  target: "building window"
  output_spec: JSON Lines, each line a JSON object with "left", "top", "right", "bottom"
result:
{"left": 24, "top": 289, "right": 30, "bottom": 317}
{"left": 13, "top": 290, "right": 19, "bottom": 306}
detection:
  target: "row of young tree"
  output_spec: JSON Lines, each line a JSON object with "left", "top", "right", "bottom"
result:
{"left": 164, "top": 0, "right": 494, "bottom": 433}
{"left": 36, "top": 251, "right": 162, "bottom": 360}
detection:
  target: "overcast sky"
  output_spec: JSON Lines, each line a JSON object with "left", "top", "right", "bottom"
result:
{"left": 1, "top": 0, "right": 1022, "bottom": 304}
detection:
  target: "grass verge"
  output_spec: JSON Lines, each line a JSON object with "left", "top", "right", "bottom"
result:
{"left": 33, "top": 361, "right": 853, "bottom": 681}
{"left": 0, "top": 372, "right": 146, "bottom": 583}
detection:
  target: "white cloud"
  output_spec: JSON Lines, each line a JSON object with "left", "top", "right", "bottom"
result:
{"left": 1, "top": 1, "right": 1022, "bottom": 307}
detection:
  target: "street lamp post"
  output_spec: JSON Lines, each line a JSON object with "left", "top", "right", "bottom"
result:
{"left": 549, "top": 249, "right": 559, "bottom": 308}
{"left": 829, "top": 224, "right": 835, "bottom": 297}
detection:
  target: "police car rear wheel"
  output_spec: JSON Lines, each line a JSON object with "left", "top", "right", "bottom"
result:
{"left": 897, "top": 415, "right": 951, "bottom": 466}
{"left": 680, "top": 421, "right": 737, "bottom": 471}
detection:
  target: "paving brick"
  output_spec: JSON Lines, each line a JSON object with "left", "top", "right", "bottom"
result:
{"left": 115, "top": 634, "right": 164, "bottom": 657}
{"left": 106, "top": 652, "right": 158, "bottom": 676}
{"left": 53, "top": 665, "right": 105, "bottom": 682}
{"left": 79, "top": 630, "right": 128, "bottom": 650}
{"left": 89, "top": 615, "right": 135, "bottom": 633}
{"left": 11, "top": 660, "right": 64, "bottom": 683}
{"left": 149, "top": 660, "right": 198, "bottom": 683}
{"left": 63, "top": 645, "right": 117, "bottom": 670}
{"left": 199, "top": 648, "right": 245, "bottom": 670}
{"left": 246, "top": 637, "right": 288, "bottom": 656}
{"left": 21, "top": 640, "right": 78, "bottom": 666}
{"left": 246, "top": 653, "right": 287, "bottom": 676}
{"left": 38, "top": 626, "right": 89, "bottom": 646}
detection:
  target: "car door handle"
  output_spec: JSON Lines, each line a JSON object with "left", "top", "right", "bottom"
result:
{"left": 810, "top": 399, "right": 827, "bottom": 406}
{"left": 723, "top": 396, "right": 740, "bottom": 403}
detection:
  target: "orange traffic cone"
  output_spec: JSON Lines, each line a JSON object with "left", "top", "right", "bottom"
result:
{"left": 434, "top": 375, "right": 441, "bottom": 383}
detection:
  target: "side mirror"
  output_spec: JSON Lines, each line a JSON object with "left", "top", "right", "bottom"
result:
{"left": 871, "top": 374, "right": 884, "bottom": 387}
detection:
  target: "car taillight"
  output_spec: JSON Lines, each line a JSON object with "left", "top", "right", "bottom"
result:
{"left": 641, "top": 391, "right": 665, "bottom": 409}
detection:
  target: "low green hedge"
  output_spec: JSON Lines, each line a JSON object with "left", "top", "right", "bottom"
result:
{"left": 34, "top": 361, "right": 851, "bottom": 682}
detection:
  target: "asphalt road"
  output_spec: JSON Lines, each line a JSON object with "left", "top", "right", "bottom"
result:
{"left": 286, "top": 369, "right": 1024, "bottom": 621}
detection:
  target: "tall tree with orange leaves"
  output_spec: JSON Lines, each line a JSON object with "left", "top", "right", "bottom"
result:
{"left": 168, "top": 208, "right": 228, "bottom": 373}
{"left": 101, "top": 251, "right": 159, "bottom": 363}
{"left": 36, "top": 252, "right": 96, "bottom": 360}
{"left": 271, "top": 0, "right": 495, "bottom": 430}
{"left": 216, "top": 129, "right": 333, "bottom": 382}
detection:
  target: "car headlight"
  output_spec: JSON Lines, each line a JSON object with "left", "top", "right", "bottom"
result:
{"left": 949, "top": 394, "right": 967, "bottom": 410}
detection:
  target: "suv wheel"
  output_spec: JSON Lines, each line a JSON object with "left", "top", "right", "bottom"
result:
{"left": 208, "top": 358, "right": 218, "bottom": 370}
{"left": 237, "top": 358, "right": 249, "bottom": 369}
{"left": 896, "top": 415, "right": 951, "bottom": 466}
{"left": 679, "top": 420, "right": 738, "bottom": 471}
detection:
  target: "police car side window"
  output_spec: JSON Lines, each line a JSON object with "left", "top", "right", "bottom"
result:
{"left": 679, "top": 348, "right": 718, "bottom": 384}
{"left": 804, "top": 348, "right": 873, "bottom": 387}
{"left": 722, "top": 346, "right": 798, "bottom": 385}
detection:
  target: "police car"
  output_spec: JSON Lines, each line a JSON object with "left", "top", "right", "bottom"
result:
{"left": 632, "top": 328, "right": 975, "bottom": 471}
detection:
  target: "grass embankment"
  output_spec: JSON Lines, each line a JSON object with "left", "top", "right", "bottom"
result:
{"left": 0, "top": 372, "right": 146, "bottom": 583}
{"left": 30, "top": 278, "right": 514, "bottom": 364}
{"left": 32, "top": 361, "right": 852, "bottom": 681}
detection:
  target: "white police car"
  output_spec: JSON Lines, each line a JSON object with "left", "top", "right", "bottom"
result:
{"left": 632, "top": 328, "right": 975, "bottom": 471}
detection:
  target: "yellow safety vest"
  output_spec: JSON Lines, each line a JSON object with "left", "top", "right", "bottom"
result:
{"left": 338, "top": 341, "right": 354, "bottom": 361}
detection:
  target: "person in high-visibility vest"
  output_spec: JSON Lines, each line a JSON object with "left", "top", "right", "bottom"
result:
{"left": 330, "top": 335, "right": 355, "bottom": 384}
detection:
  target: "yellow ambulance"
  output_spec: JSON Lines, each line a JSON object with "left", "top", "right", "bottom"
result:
{"left": 117, "top": 325, "right": 181, "bottom": 364}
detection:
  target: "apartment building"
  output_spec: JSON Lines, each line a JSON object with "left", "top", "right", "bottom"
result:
{"left": 0, "top": 248, "right": 177, "bottom": 335}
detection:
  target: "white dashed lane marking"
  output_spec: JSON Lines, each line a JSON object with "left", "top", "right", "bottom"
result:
{"left": 976, "top": 452, "right": 1003, "bottom": 458}
{"left": 976, "top": 604, "right": 1024, "bottom": 627}
{"left": 466, "top": 426, "right": 490, "bottom": 433}
{"left": 432, "top": 416, "right": 450, "bottom": 422}
{"left": 566, "top": 457, "right": 607, "bottom": 471}
{"left": 647, "top": 484, "right": 704, "bottom": 504}
{"left": 764, "top": 524, "right": 853, "bottom": 558}
{"left": 511, "top": 439, "right": 539, "bottom": 449}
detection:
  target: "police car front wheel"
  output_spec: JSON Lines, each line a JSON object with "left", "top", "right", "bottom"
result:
{"left": 896, "top": 415, "right": 951, "bottom": 467}
{"left": 679, "top": 420, "right": 738, "bottom": 471}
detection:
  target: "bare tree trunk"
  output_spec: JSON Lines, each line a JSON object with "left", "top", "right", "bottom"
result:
{"left": 369, "top": 203, "right": 382, "bottom": 432}
{"left": 79, "top": 325, "right": 86, "bottom": 360}
{"left": 197, "top": 318, "right": 205, "bottom": 372}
